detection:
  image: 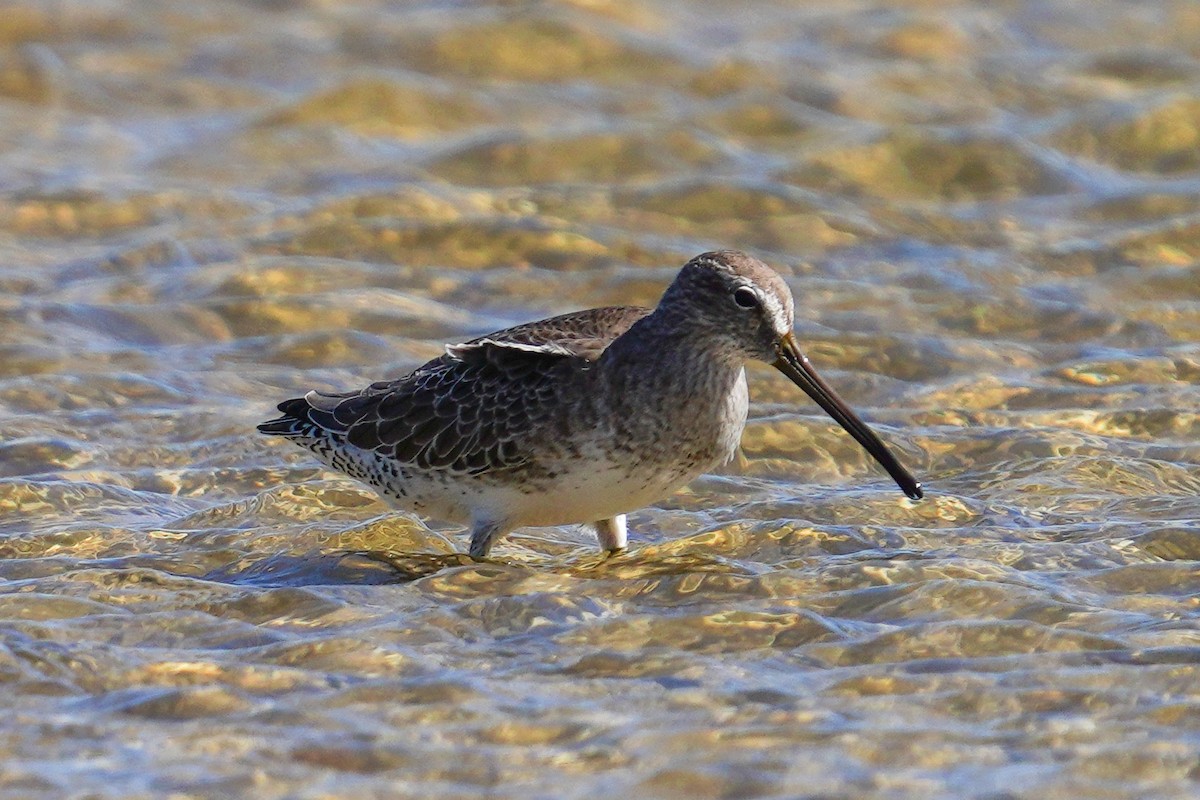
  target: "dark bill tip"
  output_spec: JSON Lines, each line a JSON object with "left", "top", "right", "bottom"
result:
{"left": 772, "top": 335, "right": 924, "bottom": 501}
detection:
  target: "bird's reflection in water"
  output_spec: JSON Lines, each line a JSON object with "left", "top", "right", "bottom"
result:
{"left": 347, "top": 550, "right": 478, "bottom": 581}
{"left": 209, "top": 538, "right": 765, "bottom": 588}
{"left": 204, "top": 550, "right": 470, "bottom": 586}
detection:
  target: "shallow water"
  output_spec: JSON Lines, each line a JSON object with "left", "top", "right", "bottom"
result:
{"left": 2, "top": 0, "right": 1199, "bottom": 797}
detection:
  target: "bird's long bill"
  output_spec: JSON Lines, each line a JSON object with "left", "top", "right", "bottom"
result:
{"left": 772, "top": 334, "right": 923, "bottom": 500}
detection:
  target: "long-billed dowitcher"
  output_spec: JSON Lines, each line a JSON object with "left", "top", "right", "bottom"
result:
{"left": 259, "top": 250, "right": 923, "bottom": 558}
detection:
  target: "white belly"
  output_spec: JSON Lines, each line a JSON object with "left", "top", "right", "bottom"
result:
{"left": 495, "top": 455, "right": 706, "bottom": 528}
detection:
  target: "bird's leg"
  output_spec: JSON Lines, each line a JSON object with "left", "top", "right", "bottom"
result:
{"left": 593, "top": 515, "right": 627, "bottom": 552}
{"left": 468, "top": 519, "right": 509, "bottom": 559}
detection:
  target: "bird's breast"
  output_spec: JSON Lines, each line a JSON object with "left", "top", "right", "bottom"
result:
{"left": 600, "top": 360, "right": 748, "bottom": 473}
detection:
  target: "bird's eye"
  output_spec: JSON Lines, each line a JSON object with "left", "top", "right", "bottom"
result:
{"left": 732, "top": 287, "right": 759, "bottom": 310}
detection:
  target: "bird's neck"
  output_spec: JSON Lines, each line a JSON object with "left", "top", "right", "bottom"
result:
{"left": 599, "top": 310, "right": 744, "bottom": 396}
{"left": 596, "top": 309, "right": 749, "bottom": 467}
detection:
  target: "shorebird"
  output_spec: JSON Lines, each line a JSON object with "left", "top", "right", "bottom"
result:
{"left": 259, "top": 250, "right": 923, "bottom": 558}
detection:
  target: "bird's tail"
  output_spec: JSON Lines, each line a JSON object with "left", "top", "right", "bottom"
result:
{"left": 257, "top": 397, "right": 317, "bottom": 437}
{"left": 258, "top": 390, "right": 357, "bottom": 438}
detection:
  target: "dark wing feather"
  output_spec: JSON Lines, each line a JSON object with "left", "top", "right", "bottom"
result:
{"left": 446, "top": 306, "right": 650, "bottom": 363}
{"left": 262, "top": 306, "right": 651, "bottom": 475}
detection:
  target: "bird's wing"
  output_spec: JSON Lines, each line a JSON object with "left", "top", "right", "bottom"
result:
{"left": 446, "top": 306, "right": 651, "bottom": 362}
{"left": 294, "top": 306, "right": 651, "bottom": 474}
